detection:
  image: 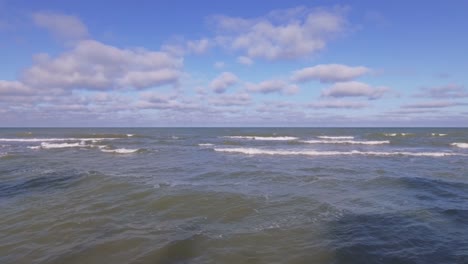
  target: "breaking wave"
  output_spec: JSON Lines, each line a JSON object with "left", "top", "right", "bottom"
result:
{"left": 224, "top": 136, "right": 298, "bottom": 141}
{"left": 40, "top": 142, "right": 87, "bottom": 149}
{"left": 198, "top": 143, "right": 214, "bottom": 147}
{"left": 317, "top": 136, "right": 354, "bottom": 139}
{"left": 0, "top": 138, "right": 115, "bottom": 142}
{"left": 213, "top": 147, "right": 462, "bottom": 157}
{"left": 303, "top": 140, "right": 389, "bottom": 145}
{"left": 100, "top": 148, "right": 141, "bottom": 154}
{"left": 451, "top": 143, "right": 468, "bottom": 149}
{"left": 383, "top": 133, "right": 413, "bottom": 137}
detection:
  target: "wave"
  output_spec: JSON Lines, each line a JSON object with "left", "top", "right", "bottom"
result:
{"left": 431, "top": 133, "right": 447, "bottom": 136}
{"left": 198, "top": 143, "right": 214, "bottom": 147}
{"left": 213, "top": 147, "right": 462, "bottom": 157}
{"left": 27, "top": 146, "right": 41, "bottom": 150}
{"left": 0, "top": 138, "right": 116, "bottom": 142}
{"left": 317, "top": 136, "right": 354, "bottom": 139}
{"left": 224, "top": 136, "right": 298, "bottom": 141}
{"left": 451, "top": 143, "right": 468, "bottom": 149}
{"left": 40, "top": 142, "right": 87, "bottom": 149}
{"left": 72, "top": 133, "right": 135, "bottom": 138}
{"left": 100, "top": 148, "right": 141, "bottom": 154}
{"left": 303, "top": 140, "right": 389, "bottom": 145}
{"left": 383, "top": 133, "right": 413, "bottom": 137}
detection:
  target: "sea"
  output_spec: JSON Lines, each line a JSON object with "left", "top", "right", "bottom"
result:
{"left": 0, "top": 127, "right": 467, "bottom": 264}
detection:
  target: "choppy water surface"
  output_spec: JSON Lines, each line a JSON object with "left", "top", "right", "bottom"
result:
{"left": 1, "top": 128, "right": 467, "bottom": 263}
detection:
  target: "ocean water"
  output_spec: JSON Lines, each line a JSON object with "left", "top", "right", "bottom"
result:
{"left": 1, "top": 127, "right": 467, "bottom": 264}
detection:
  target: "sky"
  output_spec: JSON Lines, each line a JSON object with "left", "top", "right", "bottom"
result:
{"left": 1, "top": 0, "right": 468, "bottom": 127}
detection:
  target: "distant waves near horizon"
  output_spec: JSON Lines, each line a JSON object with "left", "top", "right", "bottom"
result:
{"left": 1, "top": 128, "right": 468, "bottom": 263}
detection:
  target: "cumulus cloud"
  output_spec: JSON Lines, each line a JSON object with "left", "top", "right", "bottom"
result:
{"left": 209, "top": 72, "right": 239, "bottom": 93}
{"left": 33, "top": 12, "right": 89, "bottom": 40}
{"left": 246, "top": 80, "right": 299, "bottom": 94}
{"left": 212, "top": 6, "right": 348, "bottom": 60}
{"left": 0, "top": 80, "right": 34, "bottom": 96}
{"left": 309, "top": 100, "right": 368, "bottom": 109}
{"left": 237, "top": 56, "right": 254, "bottom": 65}
{"left": 414, "top": 84, "right": 468, "bottom": 98}
{"left": 292, "top": 64, "right": 370, "bottom": 83}
{"left": 186, "top": 38, "right": 211, "bottom": 54}
{"left": 21, "top": 40, "right": 182, "bottom": 90}
{"left": 321, "top": 81, "right": 389, "bottom": 99}
{"left": 210, "top": 92, "right": 251, "bottom": 106}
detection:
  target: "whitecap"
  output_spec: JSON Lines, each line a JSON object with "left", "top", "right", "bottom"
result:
{"left": 214, "top": 147, "right": 462, "bottom": 157}
{"left": 451, "top": 143, "right": 468, "bottom": 149}
{"left": 27, "top": 146, "right": 41, "bottom": 150}
{"left": 40, "top": 142, "right": 86, "bottom": 149}
{"left": 303, "top": 140, "right": 389, "bottom": 145}
{"left": 100, "top": 148, "right": 140, "bottom": 154}
{"left": 0, "top": 138, "right": 116, "bottom": 142}
{"left": 127, "top": 134, "right": 134, "bottom": 137}
{"left": 431, "top": 133, "right": 447, "bottom": 136}
{"left": 198, "top": 143, "right": 214, "bottom": 146}
{"left": 317, "top": 136, "right": 354, "bottom": 140}
{"left": 224, "top": 136, "right": 298, "bottom": 141}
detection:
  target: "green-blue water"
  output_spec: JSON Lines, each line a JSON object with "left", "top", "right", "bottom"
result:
{"left": 1, "top": 128, "right": 467, "bottom": 263}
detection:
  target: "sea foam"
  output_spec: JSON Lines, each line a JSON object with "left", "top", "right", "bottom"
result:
{"left": 198, "top": 143, "right": 214, "bottom": 146}
{"left": 100, "top": 148, "right": 140, "bottom": 154}
{"left": 214, "top": 147, "right": 461, "bottom": 157}
{"left": 40, "top": 142, "right": 86, "bottom": 149}
{"left": 0, "top": 138, "right": 115, "bottom": 142}
{"left": 303, "top": 140, "right": 389, "bottom": 145}
{"left": 317, "top": 136, "right": 354, "bottom": 140}
{"left": 224, "top": 136, "right": 298, "bottom": 141}
{"left": 451, "top": 143, "right": 468, "bottom": 149}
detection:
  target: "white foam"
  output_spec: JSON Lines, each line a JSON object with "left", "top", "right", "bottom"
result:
{"left": 384, "top": 133, "right": 412, "bottom": 137}
{"left": 40, "top": 142, "right": 86, "bottom": 149}
{"left": 431, "top": 133, "right": 447, "bottom": 136}
{"left": 100, "top": 148, "right": 140, "bottom": 154}
{"left": 224, "top": 136, "right": 298, "bottom": 141}
{"left": 214, "top": 147, "right": 462, "bottom": 157}
{"left": 317, "top": 136, "right": 354, "bottom": 139}
{"left": 451, "top": 143, "right": 468, "bottom": 149}
{"left": 27, "top": 146, "right": 41, "bottom": 150}
{"left": 0, "top": 138, "right": 116, "bottom": 142}
{"left": 198, "top": 143, "right": 214, "bottom": 146}
{"left": 303, "top": 140, "right": 389, "bottom": 145}
{"left": 127, "top": 134, "right": 134, "bottom": 137}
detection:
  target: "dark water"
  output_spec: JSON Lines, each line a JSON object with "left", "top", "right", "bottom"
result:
{"left": 0, "top": 128, "right": 467, "bottom": 263}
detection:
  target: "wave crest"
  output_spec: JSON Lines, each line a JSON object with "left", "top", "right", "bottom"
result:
{"left": 214, "top": 147, "right": 461, "bottom": 157}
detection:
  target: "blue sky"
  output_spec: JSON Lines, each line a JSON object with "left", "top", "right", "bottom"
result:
{"left": 1, "top": 0, "right": 467, "bottom": 126}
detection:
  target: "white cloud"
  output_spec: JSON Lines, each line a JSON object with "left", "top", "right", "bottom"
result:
{"left": 309, "top": 100, "right": 368, "bottom": 109}
{"left": 292, "top": 64, "right": 370, "bottom": 83}
{"left": 0, "top": 81, "right": 33, "bottom": 95}
{"left": 321, "top": 81, "right": 389, "bottom": 99}
{"left": 212, "top": 6, "right": 348, "bottom": 60}
{"left": 402, "top": 100, "right": 465, "bottom": 108}
{"left": 246, "top": 80, "right": 299, "bottom": 94}
{"left": 186, "top": 38, "right": 211, "bottom": 54}
{"left": 210, "top": 92, "right": 251, "bottom": 106}
{"left": 21, "top": 40, "right": 182, "bottom": 90}
{"left": 214, "top": 61, "right": 225, "bottom": 69}
{"left": 33, "top": 12, "right": 89, "bottom": 40}
{"left": 237, "top": 56, "right": 254, "bottom": 65}
{"left": 414, "top": 84, "right": 468, "bottom": 98}
{"left": 209, "top": 72, "right": 239, "bottom": 93}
